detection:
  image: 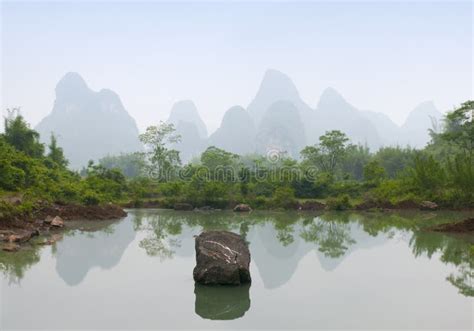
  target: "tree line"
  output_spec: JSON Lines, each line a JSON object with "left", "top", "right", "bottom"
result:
{"left": 0, "top": 101, "right": 472, "bottom": 212}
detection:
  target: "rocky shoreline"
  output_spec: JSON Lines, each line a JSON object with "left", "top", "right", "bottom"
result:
{"left": 122, "top": 198, "right": 473, "bottom": 212}
{"left": 0, "top": 203, "right": 127, "bottom": 252}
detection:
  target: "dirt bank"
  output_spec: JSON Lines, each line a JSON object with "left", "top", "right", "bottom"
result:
{"left": 0, "top": 203, "right": 127, "bottom": 251}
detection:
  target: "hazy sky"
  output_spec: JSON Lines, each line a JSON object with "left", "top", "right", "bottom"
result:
{"left": 1, "top": 1, "right": 472, "bottom": 133}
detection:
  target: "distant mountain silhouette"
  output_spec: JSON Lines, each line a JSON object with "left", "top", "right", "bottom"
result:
{"left": 37, "top": 71, "right": 444, "bottom": 166}
{"left": 361, "top": 101, "right": 442, "bottom": 148}
{"left": 400, "top": 101, "right": 442, "bottom": 148}
{"left": 166, "top": 100, "right": 208, "bottom": 162}
{"left": 247, "top": 70, "right": 385, "bottom": 152}
{"left": 208, "top": 106, "right": 256, "bottom": 155}
{"left": 256, "top": 100, "right": 306, "bottom": 158}
{"left": 167, "top": 100, "right": 208, "bottom": 139}
{"left": 361, "top": 110, "right": 403, "bottom": 146}
{"left": 35, "top": 72, "right": 142, "bottom": 169}
{"left": 310, "top": 88, "right": 382, "bottom": 149}
{"left": 247, "top": 69, "right": 312, "bottom": 130}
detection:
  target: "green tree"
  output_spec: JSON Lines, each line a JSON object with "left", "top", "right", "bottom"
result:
{"left": 139, "top": 122, "right": 181, "bottom": 181}
{"left": 200, "top": 146, "right": 239, "bottom": 181}
{"left": 301, "top": 130, "right": 349, "bottom": 174}
{"left": 373, "top": 146, "right": 417, "bottom": 178}
{"left": 3, "top": 108, "right": 44, "bottom": 158}
{"left": 47, "top": 134, "right": 68, "bottom": 168}
{"left": 438, "top": 100, "right": 473, "bottom": 158}
{"left": 363, "top": 160, "right": 386, "bottom": 186}
{"left": 99, "top": 153, "right": 145, "bottom": 178}
{"left": 409, "top": 154, "right": 445, "bottom": 196}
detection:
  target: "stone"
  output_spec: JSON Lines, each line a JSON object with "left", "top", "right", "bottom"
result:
{"left": 44, "top": 215, "right": 55, "bottom": 224}
{"left": 193, "top": 231, "right": 251, "bottom": 285}
{"left": 420, "top": 201, "right": 438, "bottom": 210}
{"left": 51, "top": 216, "right": 64, "bottom": 228}
{"left": 298, "top": 200, "right": 326, "bottom": 211}
{"left": 173, "top": 203, "right": 194, "bottom": 211}
{"left": 8, "top": 230, "right": 34, "bottom": 243}
{"left": 233, "top": 204, "right": 252, "bottom": 212}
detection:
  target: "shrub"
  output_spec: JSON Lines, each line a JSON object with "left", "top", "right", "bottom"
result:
{"left": 82, "top": 190, "right": 101, "bottom": 205}
{"left": 272, "top": 187, "right": 297, "bottom": 209}
{"left": 326, "top": 194, "right": 352, "bottom": 210}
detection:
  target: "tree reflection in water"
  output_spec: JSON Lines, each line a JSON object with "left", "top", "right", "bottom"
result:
{"left": 0, "top": 210, "right": 471, "bottom": 297}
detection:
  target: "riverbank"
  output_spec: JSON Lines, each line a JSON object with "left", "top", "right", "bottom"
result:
{"left": 2, "top": 196, "right": 472, "bottom": 253}
{"left": 120, "top": 197, "right": 473, "bottom": 212}
{"left": 0, "top": 201, "right": 127, "bottom": 251}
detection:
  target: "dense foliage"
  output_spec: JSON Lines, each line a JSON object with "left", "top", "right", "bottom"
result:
{"left": 1, "top": 101, "right": 472, "bottom": 213}
{"left": 0, "top": 112, "right": 128, "bottom": 212}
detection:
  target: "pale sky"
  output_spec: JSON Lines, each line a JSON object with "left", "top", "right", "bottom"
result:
{"left": 1, "top": 1, "right": 472, "bottom": 134}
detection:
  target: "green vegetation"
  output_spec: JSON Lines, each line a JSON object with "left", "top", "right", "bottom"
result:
{"left": 0, "top": 111, "right": 129, "bottom": 220}
{"left": 0, "top": 101, "right": 472, "bottom": 218}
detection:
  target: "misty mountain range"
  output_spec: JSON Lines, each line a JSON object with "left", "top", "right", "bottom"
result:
{"left": 35, "top": 70, "right": 443, "bottom": 168}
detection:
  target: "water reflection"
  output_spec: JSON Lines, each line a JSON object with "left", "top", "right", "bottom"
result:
{"left": 55, "top": 219, "right": 135, "bottom": 286}
{"left": 194, "top": 283, "right": 251, "bottom": 320}
{"left": 0, "top": 210, "right": 472, "bottom": 297}
{"left": 0, "top": 245, "right": 41, "bottom": 283}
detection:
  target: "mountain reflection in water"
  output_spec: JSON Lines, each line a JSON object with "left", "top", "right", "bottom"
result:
{"left": 0, "top": 209, "right": 472, "bottom": 329}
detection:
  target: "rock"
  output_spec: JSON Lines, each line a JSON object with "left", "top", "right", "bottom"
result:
{"left": 174, "top": 203, "right": 194, "bottom": 211}
{"left": 298, "top": 200, "right": 326, "bottom": 211}
{"left": 0, "top": 230, "right": 14, "bottom": 242}
{"left": 194, "top": 283, "right": 250, "bottom": 320}
{"left": 420, "top": 201, "right": 438, "bottom": 210}
{"left": 8, "top": 230, "right": 34, "bottom": 243}
{"left": 44, "top": 215, "right": 55, "bottom": 224}
{"left": 51, "top": 216, "right": 64, "bottom": 228}
{"left": 193, "top": 231, "right": 251, "bottom": 285}
{"left": 233, "top": 204, "right": 252, "bottom": 212}
{"left": 2, "top": 242, "right": 20, "bottom": 252}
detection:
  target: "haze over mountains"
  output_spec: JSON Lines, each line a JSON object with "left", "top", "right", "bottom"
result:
{"left": 35, "top": 73, "right": 142, "bottom": 168}
{"left": 35, "top": 70, "right": 443, "bottom": 168}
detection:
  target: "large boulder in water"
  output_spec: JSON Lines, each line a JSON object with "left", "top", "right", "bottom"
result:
{"left": 193, "top": 231, "right": 251, "bottom": 285}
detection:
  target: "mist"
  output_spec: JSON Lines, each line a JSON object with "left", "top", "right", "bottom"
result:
{"left": 2, "top": 1, "right": 472, "bottom": 135}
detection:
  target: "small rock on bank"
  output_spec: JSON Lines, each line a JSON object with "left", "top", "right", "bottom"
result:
{"left": 233, "top": 204, "right": 252, "bottom": 212}
{"left": 420, "top": 201, "right": 438, "bottom": 210}
{"left": 193, "top": 231, "right": 251, "bottom": 285}
{"left": 50, "top": 216, "right": 64, "bottom": 228}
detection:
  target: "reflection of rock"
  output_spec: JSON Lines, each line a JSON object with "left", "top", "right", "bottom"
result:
{"left": 2, "top": 243, "right": 20, "bottom": 252}
{"left": 193, "top": 231, "right": 251, "bottom": 285}
{"left": 173, "top": 203, "right": 193, "bottom": 211}
{"left": 55, "top": 218, "right": 135, "bottom": 286}
{"left": 194, "top": 283, "right": 251, "bottom": 320}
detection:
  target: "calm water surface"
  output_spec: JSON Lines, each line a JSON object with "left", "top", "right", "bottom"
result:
{"left": 1, "top": 209, "right": 473, "bottom": 330}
